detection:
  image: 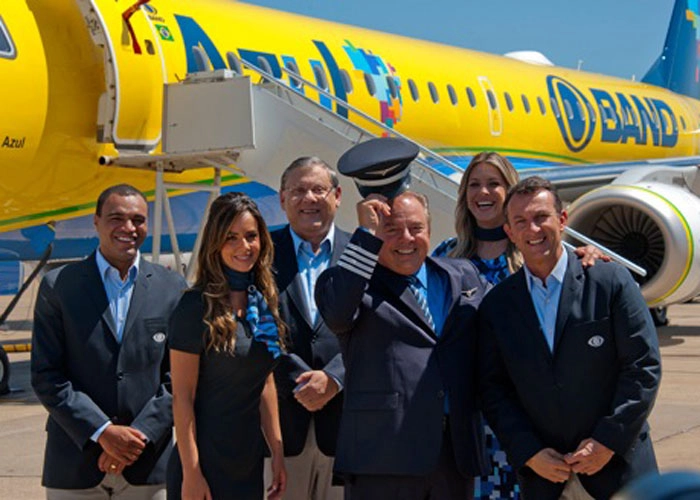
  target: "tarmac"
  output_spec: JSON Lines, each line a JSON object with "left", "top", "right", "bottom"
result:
{"left": 1, "top": 281, "right": 699, "bottom": 499}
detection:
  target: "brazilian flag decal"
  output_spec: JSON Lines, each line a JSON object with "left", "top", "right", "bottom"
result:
{"left": 156, "top": 24, "right": 174, "bottom": 42}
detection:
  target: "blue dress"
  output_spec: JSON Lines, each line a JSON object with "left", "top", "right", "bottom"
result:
{"left": 433, "top": 238, "right": 520, "bottom": 500}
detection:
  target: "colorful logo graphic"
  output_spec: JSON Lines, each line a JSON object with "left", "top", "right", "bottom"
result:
{"left": 343, "top": 40, "right": 402, "bottom": 128}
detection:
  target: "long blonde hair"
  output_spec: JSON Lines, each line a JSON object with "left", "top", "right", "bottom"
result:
{"left": 450, "top": 152, "right": 523, "bottom": 274}
{"left": 194, "top": 192, "right": 285, "bottom": 353}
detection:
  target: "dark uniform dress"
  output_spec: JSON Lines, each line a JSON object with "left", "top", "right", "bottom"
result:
{"left": 166, "top": 290, "right": 279, "bottom": 500}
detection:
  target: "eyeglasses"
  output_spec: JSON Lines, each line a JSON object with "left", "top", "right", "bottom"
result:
{"left": 284, "top": 185, "right": 335, "bottom": 201}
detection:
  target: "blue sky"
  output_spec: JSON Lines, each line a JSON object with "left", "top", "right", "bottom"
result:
{"left": 242, "top": 0, "right": 675, "bottom": 81}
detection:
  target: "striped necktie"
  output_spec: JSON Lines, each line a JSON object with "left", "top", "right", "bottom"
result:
{"left": 409, "top": 277, "right": 435, "bottom": 331}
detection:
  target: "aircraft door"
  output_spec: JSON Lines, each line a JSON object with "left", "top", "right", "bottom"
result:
{"left": 477, "top": 76, "right": 503, "bottom": 136}
{"left": 75, "top": 0, "right": 167, "bottom": 151}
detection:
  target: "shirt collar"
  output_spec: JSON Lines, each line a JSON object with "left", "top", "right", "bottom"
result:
{"left": 289, "top": 224, "right": 335, "bottom": 256}
{"left": 524, "top": 245, "right": 568, "bottom": 292}
{"left": 96, "top": 248, "right": 140, "bottom": 282}
{"left": 413, "top": 263, "right": 429, "bottom": 289}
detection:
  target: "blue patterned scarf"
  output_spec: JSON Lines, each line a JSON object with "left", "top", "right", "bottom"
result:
{"left": 245, "top": 285, "right": 282, "bottom": 359}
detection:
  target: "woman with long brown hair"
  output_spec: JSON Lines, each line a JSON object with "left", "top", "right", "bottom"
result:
{"left": 167, "top": 192, "right": 286, "bottom": 500}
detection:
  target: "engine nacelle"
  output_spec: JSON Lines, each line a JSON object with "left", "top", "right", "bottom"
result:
{"left": 566, "top": 167, "right": 700, "bottom": 307}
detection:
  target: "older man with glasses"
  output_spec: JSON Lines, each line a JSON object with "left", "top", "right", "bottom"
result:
{"left": 266, "top": 156, "right": 348, "bottom": 500}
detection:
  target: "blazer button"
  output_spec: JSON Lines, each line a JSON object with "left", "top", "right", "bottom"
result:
{"left": 116, "top": 372, "right": 124, "bottom": 381}
{"left": 437, "top": 390, "right": 445, "bottom": 399}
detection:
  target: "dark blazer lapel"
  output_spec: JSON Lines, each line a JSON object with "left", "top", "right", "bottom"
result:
{"left": 553, "top": 251, "right": 584, "bottom": 355}
{"left": 81, "top": 252, "right": 118, "bottom": 337}
{"left": 122, "top": 258, "right": 150, "bottom": 343}
{"left": 510, "top": 269, "right": 554, "bottom": 360}
{"left": 427, "top": 257, "right": 460, "bottom": 340}
{"left": 275, "top": 227, "right": 314, "bottom": 329}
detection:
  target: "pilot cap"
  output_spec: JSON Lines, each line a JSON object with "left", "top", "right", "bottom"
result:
{"left": 338, "top": 137, "right": 419, "bottom": 198}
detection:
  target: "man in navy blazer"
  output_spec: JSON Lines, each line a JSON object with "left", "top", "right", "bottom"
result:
{"left": 31, "top": 184, "right": 186, "bottom": 499}
{"left": 316, "top": 191, "right": 489, "bottom": 500}
{"left": 270, "top": 157, "right": 348, "bottom": 500}
{"left": 479, "top": 177, "right": 661, "bottom": 499}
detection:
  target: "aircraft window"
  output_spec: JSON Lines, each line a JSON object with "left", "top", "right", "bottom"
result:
{"left": 576, "top": 101, "right": 583, "bottom": 118}
{"left": 285, "top": 61, "right": 302, "bottom": 89}
{"left": 486, "top": 90, "right": 497, "bottom": 110}
{"left": 408, "top": 79, "right": 420, "bottom": 101}
{"left": 504, "top": 92, "right": 513, "bottom": 112}
{"left": 550, "top": 97, "right": 561, "bottom": 118}
{"left": 0, "top": 16, "right": 15, "bottom": 59}
{"left": 226, "top": 52, "right": 243, "bottom": 75}
{"left": 587, "top": 102, "right": 596, "bottom": 122}
{"left": 447, "top": 84, "right": 458, "bottom": 105}
{"left": 428, "top": 82, "right": 440, "bottom": 103}
{"left": 599, "top": 103, "right": 617, "bottom": 125}
{"left": 340, "top": 69, "right": 353, "bottom": 93}
{"left": 364, "top": 73, "right": 376, "bottom": 96}
{"left": 680, "top": 116, "right": 687, "bottom": 130}
{"left": 537, "top": 97, "right": 546, "bottom": 115}
{"left": 257, "top": 56, "right": 274, "bottom": 77}
{"left": 466, "top": 87, "right": 477, "bottom": 107}
{"left": 313, "top": 65, "right": 329, "bottom": 90}
{"left": 386, "top": 76, "right": 398, "bottom": 99}
{"left": 563, "top": 100, "right": 573, "bottom": 119}
{"left": 521, "top": 94, "right": 531, "bottom": 114}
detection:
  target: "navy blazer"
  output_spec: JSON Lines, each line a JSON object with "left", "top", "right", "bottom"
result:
{"left": 479, "top": 250, "right": 661, "bottom": 499}
{"left": 315, "top": 229, "right": 489, "bottom": 478}
{"left": 31, "top": 253, "right": 187, "bottom": 489}
{"left": 271, "top": 225, "right": 349, "bottom": 456}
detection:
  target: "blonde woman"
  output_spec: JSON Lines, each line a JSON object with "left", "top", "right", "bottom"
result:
{"left": 167, "top": 193, "right": 286, "bottom": 500}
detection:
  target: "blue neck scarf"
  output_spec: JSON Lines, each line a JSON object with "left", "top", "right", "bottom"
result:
{"left": 245, "top": 285, "right": 282, "bottom": 359}
{"left": 224, "top": 267, "right": 254, "bottom": 291}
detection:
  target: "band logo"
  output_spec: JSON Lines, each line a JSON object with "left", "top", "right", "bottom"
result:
{"left": 547, "top": 75, "right": 678, "bottom": 152}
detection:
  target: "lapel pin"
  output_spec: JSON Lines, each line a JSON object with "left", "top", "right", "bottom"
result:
{"left": 153, "top": 332, "right": 166, "bottom": 343}
{"left": 462, "top": 287, "right": 478, "bottom": 298}
{"left": 587, "top": 335, "right": 604, "bottom": 348}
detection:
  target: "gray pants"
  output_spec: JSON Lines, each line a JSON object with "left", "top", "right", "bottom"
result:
{"left": 46, "top": 474, "right": 165, "bottom": 500}
{"left": 264, "top": 421, "right": 343, "bottom": 500}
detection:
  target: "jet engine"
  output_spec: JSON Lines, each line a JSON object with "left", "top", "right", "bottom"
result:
{"left": 566, "top": 166, "right": 700, "bottom": 308}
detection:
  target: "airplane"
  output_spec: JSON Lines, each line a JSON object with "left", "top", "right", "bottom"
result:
{"left": 1, "top": 0, "right": 699, "bottom": 320}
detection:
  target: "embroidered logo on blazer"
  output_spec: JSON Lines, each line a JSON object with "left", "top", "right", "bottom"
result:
{"left": 462, "top": 287, "right": 478, "bottom": 298}
{"left": 153, "top": 332, "right": 166, "bottom": 343}
{"left": 587, "top": 335, "right": 605, "bottom": 348}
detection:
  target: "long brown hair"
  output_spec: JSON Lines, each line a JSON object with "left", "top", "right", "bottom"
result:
{"left": 450, "top": 152, "right": 523, "bottom": 274}
{"left": 193, "top": 192, "right": 285, "bottom": 353}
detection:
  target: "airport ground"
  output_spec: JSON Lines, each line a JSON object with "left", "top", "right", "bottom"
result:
{"left": 1, "top": 282, "right": 699, "bottom": 499}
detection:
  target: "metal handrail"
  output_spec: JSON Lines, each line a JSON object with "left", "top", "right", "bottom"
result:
{"left": 236, "top": 59, "right": 463, "bottom": 181}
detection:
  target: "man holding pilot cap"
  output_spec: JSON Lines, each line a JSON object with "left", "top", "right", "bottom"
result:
{"left": 315, "top": 137, "right": 490, "bottom": 499}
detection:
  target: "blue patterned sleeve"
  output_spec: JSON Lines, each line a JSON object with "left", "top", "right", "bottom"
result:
{"left": 432, "top": 237, "right": 457, "bottom": 258}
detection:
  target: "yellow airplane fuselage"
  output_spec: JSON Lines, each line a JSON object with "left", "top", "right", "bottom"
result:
{"left": 1, "top": 0, "right": 698, "bottom": 235}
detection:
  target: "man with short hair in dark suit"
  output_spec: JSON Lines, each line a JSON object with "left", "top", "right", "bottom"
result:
{"left": 31, "top": 184, "right": 186, "bottom": 499}
{"left": 479, "top": 176, "right": 661, "bottom": 499}
{"left": 316, "top": 190, "right": 490, "bottom": 500}
{"left": 269, "top": 157, "right": 347, "bottom": 500}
